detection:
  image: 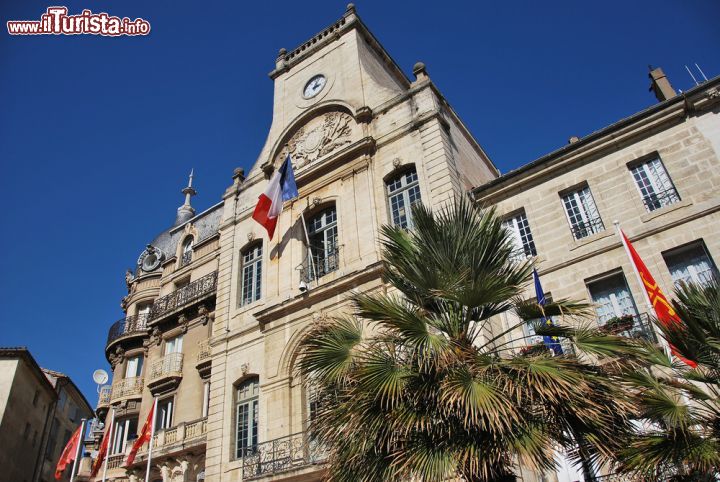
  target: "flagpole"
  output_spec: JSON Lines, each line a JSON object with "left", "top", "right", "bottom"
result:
{"left": 101, "top": 408, "right": 116, "bottom": 482}
{"left": 299, "top": 208, "right": 318, "bottom": 283}
{"left": 144, "top": 398, "right": 158, "bottom": 482}
{"left": 69, "top": 418, "right": 86, "bottom": 482}
{"left": 613, "top": 221, "right": 670, "bottom": 354}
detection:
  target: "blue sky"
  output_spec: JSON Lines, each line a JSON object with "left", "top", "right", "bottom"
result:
{"left": 1, "top": 0, "right": 718, "bottom": 404}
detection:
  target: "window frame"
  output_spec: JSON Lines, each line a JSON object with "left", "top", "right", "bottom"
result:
{"left": 628, "top": 155, "right": 680, "bottom": 212}
{"left": 561, "top": 184, "right": 604, "bottom": 240}
{"left": 180, "top": 236, "right": 194, "bottom": 267}
{"left": 235, "top": 377, "right": 260, "bottom": 459}
{"left": 305, "top": 205, "right": 340, "bottom": 281}
{"left": 385, "top": 167, "right": 422, "bottom": 230}
{"left": 239, "top": 242, "right": 263, "bottom": 306}
{"left": 156, "top": 397, "right": 174, "bottom": 431}
{"left": 502, "top": 210, "right": 537, "bottom": 259}
{"left": 662, "top": 240, "right": 719, "bottom": 288}
{"left": 585, "top": 270, "right": 640, "bottom": 325}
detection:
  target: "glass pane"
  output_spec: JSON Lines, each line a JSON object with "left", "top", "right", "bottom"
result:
{"left": 587, "top": 274, "right": 638, "bottom": 324}
{"left": 664, "top": 243, "right": 717, "bottom": 287}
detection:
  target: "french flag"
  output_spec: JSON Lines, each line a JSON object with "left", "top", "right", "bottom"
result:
{"left": 252, "top": 156, "right": 299, "bottom": 239}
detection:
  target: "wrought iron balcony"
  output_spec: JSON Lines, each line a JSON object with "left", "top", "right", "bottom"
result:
{"left": 110, "top": 377, "right": 144, "bottom": 402}
{"left": 299, "top": 249, "right": 340, "bottom": 283}
{"left": 642, "top": 188, "right": 680, "bottom": 212}
{"left": 599, "top": 313, "right": 658, "bottom": 343}
{"left": 97, "top": 385, "right": 112, "bottom": 408}
{"left": 149, "top": 352, "right": 184, "bottom": 381}
{"left": 149, "top": 271, "right": 217, "bottom": 322}
{"left": 242, "top": 432, "right": 326, "bottom": 479}
{"left": 570, "top": 217, "right": 605, "bottom": 240}
{"left": 106, "top": 313, "right": 149, "bottom": 346}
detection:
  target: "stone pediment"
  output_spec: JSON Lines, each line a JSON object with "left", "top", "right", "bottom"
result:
{"left": 275, "top": 111, "right": 359, "bottom": 172}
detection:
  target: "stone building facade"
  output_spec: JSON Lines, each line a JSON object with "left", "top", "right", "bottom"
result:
{"left": 0, "top": 347, "right": 93, "bottom": 482}
{"left": 89, "top": 5, "right": 720, "bottom": 482}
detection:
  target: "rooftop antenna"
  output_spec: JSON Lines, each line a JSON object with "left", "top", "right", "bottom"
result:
{"left": 695, "top": 63, "right": 709, "bottom": 82}
{"left": 685, "top": 65, "right": 699, "bottom": 86}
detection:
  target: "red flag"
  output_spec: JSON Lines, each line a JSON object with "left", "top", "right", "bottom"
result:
{"left": 90, "top": 425, "right": 111, "bottom": 477}
{"left": 125, "top": 398, "right": 156, "bottom": 466}
{"left": 55, "top": 424, "right": 82, "bottom": 480}
{"left": 619, "top": 229, "right": 697, "bottom": 367}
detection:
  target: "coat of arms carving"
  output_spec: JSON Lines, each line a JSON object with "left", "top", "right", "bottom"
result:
{"left": 278, "top": 112, "right": 355, "bottom": 169}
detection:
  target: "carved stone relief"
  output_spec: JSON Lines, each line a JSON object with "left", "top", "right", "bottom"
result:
{"left": 276, "top": 112, "right": 356, "bottom": 169}
{"left": 109, "top": 345, "right": 125, "bottom": 369}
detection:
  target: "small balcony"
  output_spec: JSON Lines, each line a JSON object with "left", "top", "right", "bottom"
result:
{"left": 106, "top": 313, "right": 149, "bottom": 348}
{"left": 242, "top": 432, "right": 326, "bottom": 480}
{"left": 97, "top": 385, "right": 112, "bottom": 409}
{"left": 642, "top": 188, "right": 680, "bottom": 212}
{"left": 599, "top": 313, "right": 658, "bottom": 343}
{"left": 106, "top": 453, "right": 125, "bottom": 470}
{"left": 110, "top": 377, "right": 144, "bottom": 402}
{"left": 570, "top": 217, "right": 605, "bottom": 240}
{"left": 150, "top": 417, "right": 207, "bottom": 451}
{"left": 148, "top": 271, "right": 217, "bottom": 323}
{"left": 299, "top": 249, "right": 340, "bottom": 283}
{"left": 148, "top": 352, "right": 183, "bottom": 393}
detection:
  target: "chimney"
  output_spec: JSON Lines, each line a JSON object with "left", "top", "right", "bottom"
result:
{"left": 648, "top": 66, "right": 676, "bottom": 102}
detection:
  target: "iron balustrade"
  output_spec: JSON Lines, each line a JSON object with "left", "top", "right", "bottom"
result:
{"left": 300, "top": 249, "right": 340, "bottom": 283}
{"left": 642, "top": 188, "right": 680, "bottom": 212}
{"left": 106, "top": 313, "right": 149, "bottom": 346}
{"left": 242, "top": 432, "right": 326, "bottom": 479}
{"left": 149, "top": 352, "right": 184, "bottom": 381}
{"left": 570, "top": 217, "right": 605, "bottom": 240}
{"left": 180, "top": 251, "right": 193, "bottom": 267}
{"left": 600, "top": 313, "right": 658, "bottom": 343}
{"left": 149, "top": 271, "right": 217, "bottom": 321}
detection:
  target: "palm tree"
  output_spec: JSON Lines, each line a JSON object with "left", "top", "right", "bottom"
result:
{"left": 619, "top": 279, "right": 720, "bottom": 480}
{"left": 296, "top": 199, "right": 637, "bottom": 482}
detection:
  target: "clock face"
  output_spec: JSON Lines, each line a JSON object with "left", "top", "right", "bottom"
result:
{"left": 303, "top": 74, "right": 326, "bottom": 98}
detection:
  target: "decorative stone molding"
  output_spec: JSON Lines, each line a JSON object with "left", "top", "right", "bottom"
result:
{"left": 108, "top": 345, "right": 125, "bottom": 369}
{"left": 355, "top": 106, "right": 373, "bottom": 123}
{"left": 277, "top": 112, "right": 355, "bottom": 169}
{"left": 241, "top": 363, "right": 250, "bottom": 376}
{"left": 197, "top": 304, "right": 213, "bottom": 326}
{"left": 179, "top": 313, "right": 189, "bottom": 334}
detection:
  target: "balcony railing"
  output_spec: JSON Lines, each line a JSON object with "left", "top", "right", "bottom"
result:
{"left": 242, "top": 432, "right": 326, "bottom": 479}
{"left": 599, "top": 313, "right": 658, "bottom": 343}
{"left": 570, "top": 217, "right": 605, "bottom": 240}
{"left": 107, "top": 454, "right": 125, "bottom": 470}
{"left": 642, "top": 188, "right": 680, "bottom": 212}
{"left": 110, "top": 377, "right": 144, "bottom": 401}
{"left": 151, "top": 417, "right": 207, "bottom": 449}
{"left": 106, "top": 313, "right": 149, "bottom": 346}
{"left": 149, "top": 271, "right": 217, "bottom": 321}
{"left": 97, "top": 385, "right": 112, "bottom": 407}
{"left": 180, "top": 251, "right": 192, "bottom": 267}
{"left": 149, "top": 352, "right": 184, "bottom": 381}
{"left": 300, "top": 249, "right": 340, "bottom": 283}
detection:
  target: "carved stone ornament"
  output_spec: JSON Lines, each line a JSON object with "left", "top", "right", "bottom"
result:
{"left": 149, "top": 327, "right": 162, "bottom": 346}
{"left": 125, "top": 269, "right": 135, "bottom": 292}
{"left": 109, "top": 345, "right": 125, "bottom": 369}
{"left": 277, "top": 112, "right": 355, "bottom": 169}
{"left": 198, "top": 304, "right": 212, "bottom": 326}
{"left": 241, "top": 363, "right": 250, "bottom": 376}
{"left": 247, "top": 232, "right": 255, "bottom": 242}
{"left": 392, "top": 157, "right": 402, "bottom": 168}
{"left": 179, "top": 313, "right": 189, "bottom": 334}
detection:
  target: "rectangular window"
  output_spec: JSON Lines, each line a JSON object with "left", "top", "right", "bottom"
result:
{"left": 165, "top": 335, "right": 183, "bottom": 355}
{"left": 386, "top": 168, "right": 422, "bottom": 229}
{"left": 562, "top": 185, "right": 604, "bottom": 240}
{"left": 45, "top": 420, "right": 58, "bottom": 457}
{"left": 502, "top": 211, "right": 537, "bottom": 259}
{"left": 111, "top": 417, "right": 138, "bottom": 455}
{"left": 630, "top": 157, "right": 680, "bottom": 212}
{"left": 202, "top": 382, "right": 210, "bottom": 418}
{"left": 125, "top": 355, "right": 143, "bottom": 378}
{"left": 663, "top": 241, "right": 718, "bottom": 287}
{"left": 240, "top": 244, "right": 262, "bottom": 306}
{"left": 156, "top": 398, "right": 174, "bottom": 431}
{"left": 587, "top": 272, "right": 638, "bottom": 324}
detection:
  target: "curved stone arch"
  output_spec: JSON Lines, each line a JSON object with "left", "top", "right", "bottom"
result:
{"left": 276, "top": 319, "right": 319, "bottom": 380}
{"left": 266, "top": 101, "right": 360, "bottom": 174}
{"left": 175, "top": 223, "right": 199, "bottom": 264}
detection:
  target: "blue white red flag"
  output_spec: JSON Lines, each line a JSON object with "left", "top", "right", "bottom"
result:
{"left": 252, "top": 156, "right": 299, "bottom": 238}
{"left": 533, "top": 269, "right": 563, "bottom": 355}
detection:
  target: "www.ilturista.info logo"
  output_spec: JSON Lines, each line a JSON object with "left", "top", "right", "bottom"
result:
{"left": 7, "top": 7, "right": 151, "bottom": 36}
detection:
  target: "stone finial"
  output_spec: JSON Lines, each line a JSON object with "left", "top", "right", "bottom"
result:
{"left": 412, "top": 62, "right": 428, "bottom": 81}
{"left": 174, "top": 169, "right": 197, "bottom": 226}
{"left": 346, "top": 3, "right": 356, "bottom": 13}
{"left": 568, "top": 136, "right": 580, "bottom": 144}
{"left": 232, "top": 167, "right": 245, "bottom": 183}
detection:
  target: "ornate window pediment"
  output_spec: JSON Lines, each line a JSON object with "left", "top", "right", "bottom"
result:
{"left": 275, "top": 111, "right": 358, "bottom": 170}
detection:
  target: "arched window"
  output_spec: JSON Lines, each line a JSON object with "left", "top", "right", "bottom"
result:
{"left": 235, "top": 377, "right": 259, "bottom": 458}
{"left": 305, "top": 206, "right": 339, "bottom": 281}
{"left": 240, "top": 243, "right": 262, "bottom": 306}
{"left": 181, "top": 237, "right": 194, "bottom": 267}
{"left": 386, "top": 168, "right": 421, "bottom": 229}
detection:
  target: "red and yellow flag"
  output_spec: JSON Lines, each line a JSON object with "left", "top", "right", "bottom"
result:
{"left": 620, "top": 229, "right": 697, "bottom": 367}
{"left": 125, "top": 398, "right": 156, "bottom": 466}
{"left": 55, "top": 424, "right": 82, "bottom": 480}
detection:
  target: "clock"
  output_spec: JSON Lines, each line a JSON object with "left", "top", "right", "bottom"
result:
{"left": 138, "top": 245, "right": 165, "bottom": 272}
{"left": 303, "top": 74, "right": 326, "bottom": 98}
